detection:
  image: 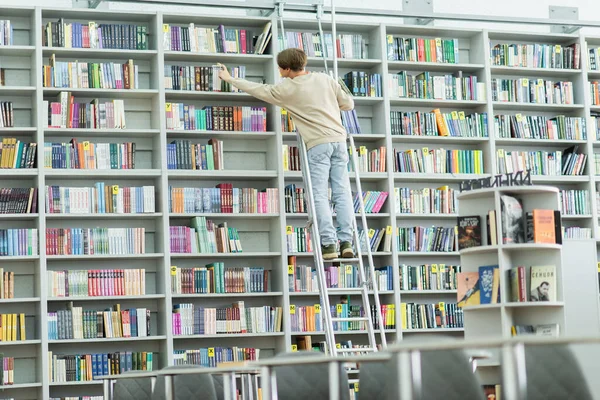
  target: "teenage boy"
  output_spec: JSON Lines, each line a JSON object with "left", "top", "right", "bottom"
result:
{"left": 217, "top": 48, "right": 355, "bottom": 260}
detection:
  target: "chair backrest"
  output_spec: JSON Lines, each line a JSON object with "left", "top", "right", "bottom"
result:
{"left": 112, "top": 371, "right": 154, "bottom": 400}
{"left": 521, "top": 344, "right": 593, "bottom": 400}
{"left": 272, "top": 351, "right": 350, "bottom": 400}
{"left": 359, "top": 336, "right": 485, "bottom": 400}
{"left": 151, "top": 365, "right": 218, "bottom": 400}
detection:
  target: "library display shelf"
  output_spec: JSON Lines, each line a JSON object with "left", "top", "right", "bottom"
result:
{"left": 1, "top": 4, "right": 600, "bottom": 398}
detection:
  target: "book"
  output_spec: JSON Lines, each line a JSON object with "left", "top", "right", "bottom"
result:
{"left": 509, "top": 266, "right": 527, "bottom": 302}
{"left": 45, "top": 227, "right": 145, "bottom": 255}
{"left": 525, "top": 209, "right": 556, "bottom": 244}
{"left": 399, "top": 264, "right": 460, "bottom": 291}
{"left": 43, "top": 20, "right": 148, "bottom": 50}
{"left": 457, "top": 215, "right": 482, "bottom": 250}
{"left": 529, "top": 265, "right": 556, "bottom": 302}
{"left": 479, "top": 265, "right": 500, "bottom": 304}
{"left": 457, "top": 272, "right": 480, "bottom": 307}
{"left": 400, "top": 302, "right": 462, "bottom": 329}
{"left": 495, "top": 114, "right": 585, "bottom": 140}
{"left": 393, "top": 148, "right": 484, "bottom": 174}
{"left": 390, "top": 110, "right": 488, "bottom": 138}
{"left": 500, "top": 195, "right": 524, "bottom": 244}
{"left": 49, "top": 351, "right": 153, "bottom": 382}
{"left": 47, "top": 269, "right": 146, "bottom": 298}
{"left": 173, "top": 347, "right": 260, "bottom": 367}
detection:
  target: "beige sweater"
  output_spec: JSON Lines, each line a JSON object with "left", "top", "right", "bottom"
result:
{"left": 230, "top": 72, "right": 354, "bottom": 149}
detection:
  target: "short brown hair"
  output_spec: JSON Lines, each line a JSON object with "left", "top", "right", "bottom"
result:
{"left": 277, "top": 48, "right": 307, "bottom": 71}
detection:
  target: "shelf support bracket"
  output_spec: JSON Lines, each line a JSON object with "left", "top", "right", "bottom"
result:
{"left": 403, "top": 0, "right": 434, "bottom": 26}
{"left": 549, "top": 6, "right": 580, "bottom": 34}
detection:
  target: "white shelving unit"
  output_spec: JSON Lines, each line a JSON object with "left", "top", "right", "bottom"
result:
{"left": 0, "top": 4, "right": 597, "bottom": 399}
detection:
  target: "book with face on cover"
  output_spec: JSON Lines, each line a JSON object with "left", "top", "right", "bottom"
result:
{"left": 529, "top": 265, "right": 556, "bottom": 302}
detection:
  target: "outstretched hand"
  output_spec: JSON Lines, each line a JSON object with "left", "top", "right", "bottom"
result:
{"left": 217, "top": 63, "right": 232, "bottom": 82}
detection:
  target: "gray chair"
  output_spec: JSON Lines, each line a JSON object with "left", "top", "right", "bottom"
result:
{"left": 151, "top": 365, "right": 218, "bottom": 400}
{"left": 272, "top": 351, "right": 350, "bottom": 400}
{"left": 359, "top": 336, "right": 486, "bottom": 400}
{"left": 112, "top": 370, "right": 154, "bottom": 400}
{"left": 519, "top": 344, "right": 593, "bottom": 400}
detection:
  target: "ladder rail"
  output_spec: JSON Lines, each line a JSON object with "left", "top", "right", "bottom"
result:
{"left": 347, "top": 135, "right": 388, "bottom": 348}
{"left": 297, "top": 136, "right": 338, "bottom": 356}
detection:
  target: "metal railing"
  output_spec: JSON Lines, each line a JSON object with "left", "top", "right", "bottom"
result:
{"left": 99, "top": 334, "right": 600, "bottom": 400}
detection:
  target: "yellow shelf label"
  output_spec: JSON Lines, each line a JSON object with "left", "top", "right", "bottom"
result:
{"left": 515, "top": 113, "right": 523, "bottom": 122}
{"left": 336, "top": 304, "right": 342, "bottom": 313}
{"left": 314, "top": 304, "right": 321, "bottom": 313}
{"left": 170, "top": 266, "right": 177, "bottom": 276}
{"left": 82, "top": 141, "right": 90, "bottom": 151}
{"left": 286, "top": 226, "right": 293, "bottom": 235}
{"left": 522, "top": 78, "right": 529, "bottom": 87}
{"left": 165, "top": 103, "right": 172, "bottom": 112}
{"left": 163, "top": 24, "right": 169, "bottom": 33}
{"left": 431, "top": 264, "right": 438, "bottom": 273}
{"left": 291, "top": 344, "right": 298, "bottom": 352}
{"left": 458, "top": 111, "right": 465, "bottom": 120}
{"left": 538, "top": 78, "right": 544, "bottom": 86}
{"left": 290, "top": 305, "right": 296, "bottom": 314}
{"left": 354, "top": 383, "right": 359, "bottom": 392}
{"left": 451, "top": 111, "right": 458, "bottom": 120}
{"left": 288, "top": 265, "right": 294, "bottom": 275}
{"left": 345, "top": 265, "right": 352, "bottom": 274}
{"left": 555, "top": 44, "right": 561, "bottom": 53}
{"left": 208, "top": 347, "right": 215, "bottom": 357}
{"left": 336, "top": 343, "right": 341, "bottom": 349}
{"left": 386, "top": 225, "right": 393, "bottom": 235}
{"left": 112, "top": 185, "right": 119, "bottom": 195}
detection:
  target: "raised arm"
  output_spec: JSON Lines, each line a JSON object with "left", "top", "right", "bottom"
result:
{"left": 218, "top": 63, "right": 289, "bottom": 108}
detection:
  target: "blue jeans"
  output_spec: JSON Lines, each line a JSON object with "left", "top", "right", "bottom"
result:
{"left": 306, "top": 142, "right": 353, "bottom": 246}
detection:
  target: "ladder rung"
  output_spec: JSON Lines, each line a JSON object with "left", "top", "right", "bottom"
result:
{"left": 337, "top": 348, "right": 376, "bottom": 353}
{"left": 326, "top": 287, "right": 365, "bottom": 294}
{"left": 331, "top": 317, "right": 369, "bottom": 322}
{"left": 323, "top": 258, "right": 360, "bottom": 263}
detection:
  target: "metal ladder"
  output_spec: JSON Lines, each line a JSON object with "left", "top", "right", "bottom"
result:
{"left": 276, "top": 0, "right": 387, "bottom": 357}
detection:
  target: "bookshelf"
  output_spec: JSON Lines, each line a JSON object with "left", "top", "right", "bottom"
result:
{"left": 0, "top": 4, "right": 599, "bottom": 399}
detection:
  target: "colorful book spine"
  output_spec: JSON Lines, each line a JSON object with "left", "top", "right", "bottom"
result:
{"left": 169, "top": 186, "right": 278, "bottom": 214}
{"left": 173, "top": 347, "right": 259, "bottom": 367}
{"left": 496, "top": 148, "right": 587, "bottom": 176}
{"left": 47, "top": 269, "right": 146, "bottom": 298}
{"left": 0, "top": 139, "right": 36, "bottom": 168}
{"left": 43, "top": 141, "right": 136, "bottom": 169}
{"left": 386, "top": 36, "right": 459, "bottom": 63}
{"left": 560, "top": 189, "right": 590, "bottom": 215}
{"left": 0, "top": 229, "right": 38, "bottom": 256}
{"left": 394, "top": 148, "right": 484, "bottom": 174}
{"left": 165, "top": 104, "right": 267, "bottom": 132}
{"left": 169, "top": 218, "right": 242, "bottom": 254}
{"left": 388, "top": 71, "right": 484, "bottom": 101}
{"left": 0, "top": 188, "right": 37, "bottom": 213}
{"left": 400, "top": 302, "right": 463, "bottom": 329}
{"left": 399, "top": 264, "right": 461, "bottom": 291}
{"left": 0, "top": 313, "right": 26, "bottom": 341}
{"left": 164, "top": 65, "right": 245, "bottom": 92}
{"left": 0, "top": 20, "right": 13, "bottom": 46}
{"left": 286, "top": 226, "right": 312, "bottom": 253}
{"left": 491, "top": 78, "right": 574, "bottom": 104}
{"left": 170, "top": 265, "right": 270, "bottom": 294}
{"left": 395, "top": 186, "right": 457, "bottom": 215}
{"left": 43, "top": 58, "right": 139, "bottom": 89}
{"left": 45, "top": 185, "right": 154, "bottom": 214}
{"left": 390, "top": 110, "right": 488, "bottom": 137}
{"left": 396, "top": 226, "right": 457, "bottom": 253}
{"left": 494, "top": 114, "right": 586, "bottom": 140}
{"left": 43, "top": 21, "right": 148, "bottom": 50}
{"left": 45, "top": 228, "right": 145, "bottom": 255}
{"left": 47, "top": 94, "right": 126, "bottom": 129}
{"left": 282, "top": 32, "right": 368, "bottom": 59}
{"left": 353, "top": 191, "right": 388, "bottom": 213}
{"left": 289, "top": 264, "right": 393, "bottom": 292}
{"left": 491, "top": 42, "right": 579, "bottom": 69}
{"left": 348, "top": 146, "right": 387, "bottom": 172}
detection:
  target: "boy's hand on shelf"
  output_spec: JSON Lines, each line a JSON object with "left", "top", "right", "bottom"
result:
{"left": 217, "top": 63, "right": 232, "bottom": 82}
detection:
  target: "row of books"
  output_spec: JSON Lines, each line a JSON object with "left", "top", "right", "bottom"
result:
{"left": 589, "top": 47, "right": 600, "bottom": 71}
{"left": 495, "top": 147, "right": 587, "bottom": 176}
{"left": 0, "top": 188, "right": 38, "bottom": 214}
{"left": 390, "top": 110, "right": 489, "bottom": 138}
{"left": 342, "top": 71, "right": 382, "bottom": 97}
{"left": 44, "top": 141, "right": 136, "bottom": 170}
{"left": 0, "top": 270, "right": 14, "bottom": 299}
{"left": 0, "top": 229, "right": 38, "bottom": 256}
{"left": 347, "top": 146, "right": 386, "bottom": 173}
{"left": 282, "top": 145, "right": 300, "bottom": 172}
{"left": 388, "top": 71, "right": 485, "bottom": 101}
{"left": 286, "top": 226, "right": 312, "bottom": 253}
{"left": 393, "top": 148, "right": 485, "bottom": 174}
{"left": 173, "top": 347, "right": 259, "bottom": 368}
{"left": 289, "top": 264, "right": 394, "bottom": 292}
{"left": 290, "top": 303, "right": 395, "bottom": 332}
{"left": 0, "top": 139, "right": 37, "bottom": 168}
{"left": 43, "top": 20, "right": 149, "bottom": 50}
{"left": 47, "top": 305, "right": 151, "bottom": 340}
{"left": 164, "top": 64, "right": 244, "bottom": 92}
{"left": 45, "top": 227, "right": 146, "bottom": 256}
{"left": 0, "top": 20, "right": 13, "bottom": 46}
{"left": 169, "top": 218, "right": 242, "bottom": 254}
{"left": 0, "top": 314, "right": 25, "bottom": 341}
{"left": 49, "top": 351, "right": 154, "bottom": 383}
{"left": 359, "top": 226, "right": 393, "bottom": 253}
{"left": 490, "top": 42, "right": 580, "bottom": 69}
{"left": 47, "top": 95, "right": 126, "bottom": 129}
{"left": 169, "top": 186, "right": 279, "bottom": 214}
{"left": 400, "top": 302, "right": 463, "bottom": 329}
{"left": 0, "top": 356, "right": 14, "bottom": 385}
{"left": 589, "top": 81, "right": 600, "bottom": 106}
{"left": 172, "top": 302, "right": 282, "bottom": 335}
{"left": 399, "top": 264, "right": 460, "bottom": 291}
{"left": 560, "top": 189, "right": 590, "bottom": 215}
{"left": 281, "top": 32, "right": 368, "bottom": 60}
{"left": 43, "top": 57, "right": 139, "bottom": 89}
{"left": 163, "top": 23, "right": 271, "bottom": 55}
{"left": 170, "top": 265, "right": 271, "bottom": 294}
{"left": 386, "top": 36, "right": 460, "bottom": 63}
{"left": 563, "top": 226, "right": 592, "bottom": 239}
{"left": 0, "top": 102, "right": 13, "bottom": 128}
{"left": 491, "top": 78, "right": 574, "bottom": 105}
{"left": 283, "top": 184, "right": 310, "bottom": 214}
{"left": 353, "top": 191, "right": 388, "bottom": 213}
{"left": 47, "top": 269, "right": 146, "bottom": 298}
{"left": 46, "top": 184, "right": 155, "bottom": 214}
{"left": 166, "top": 138, "right": 223, "bottom": 170}
{"left": 396, "top": 226, "right": 457, "bottom": 253}
{"left": 494, "top": 114, "right": 586, "bottom": 140}
{"left": 394, "top": 186, "right": 457, "bottom": 215}
{"left": 165, "top": 104, "right": 267, "bottom": 132}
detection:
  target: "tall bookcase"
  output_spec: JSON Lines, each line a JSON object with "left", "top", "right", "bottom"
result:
{"left": 0, "top": 4, "right": 598, "bottom": 399}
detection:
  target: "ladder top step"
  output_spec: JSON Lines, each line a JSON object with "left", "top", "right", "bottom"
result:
{"left": 326, "top": 287, "right": 366, "bottom": 294}
{"left": 323, "top": 258, "right": 360, "bottom": 263}
{"left": 331, "top": 317, "right": 370, "bottom": 322}
{"left": 337, "top": 348, "right": 376, "bottom": 353}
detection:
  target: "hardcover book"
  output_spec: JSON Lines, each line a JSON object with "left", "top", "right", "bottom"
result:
{"left": 529, "top": 265, "right": 556, "bottom": 302}
{"left": 457, "top": 272, "right": 480, "bottom": 307}
{"left": 500, "top": 195, "right": 524, "bottom": 244}
{"left": 478, "top": 265, "right": 499, "bottom": 304}
{"left": 458, "top": 215, "right": 481, "bottom": 250}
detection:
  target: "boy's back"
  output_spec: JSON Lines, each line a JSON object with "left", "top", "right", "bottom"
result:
{"left": 227, "top": 71, "right": 354, "bottom": 149}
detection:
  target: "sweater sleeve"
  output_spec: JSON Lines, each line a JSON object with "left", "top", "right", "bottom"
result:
{"left": 333, "top": 78, "right": 355, "bottom": 111}
{"left": 229, "top": 78, "right": 290, "bottom": 107}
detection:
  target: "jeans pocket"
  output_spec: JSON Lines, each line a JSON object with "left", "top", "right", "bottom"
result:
{"left": 308, "top": 143, "right": 331, "bottom": 164}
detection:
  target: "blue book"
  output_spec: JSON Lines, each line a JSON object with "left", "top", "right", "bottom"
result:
{"left": 478, "top": 265, "right": 499, "bottom": 304}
